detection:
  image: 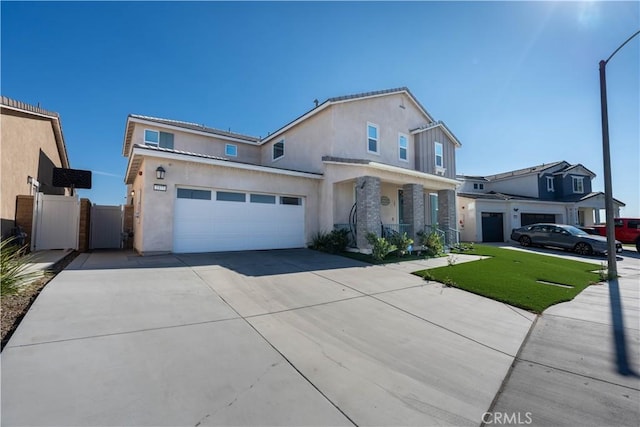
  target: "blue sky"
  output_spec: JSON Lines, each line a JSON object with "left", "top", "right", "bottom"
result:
{"left": 2, "top": 1, "right": 639, "bottom": 216}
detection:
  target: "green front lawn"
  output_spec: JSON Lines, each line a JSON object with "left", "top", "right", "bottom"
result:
{"left": 413, "top": 245, "right": 602, "bottom": 313}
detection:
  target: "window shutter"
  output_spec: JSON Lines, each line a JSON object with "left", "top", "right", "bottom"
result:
{"left": 159, "top": 132, "right": 174, "bottom": 149}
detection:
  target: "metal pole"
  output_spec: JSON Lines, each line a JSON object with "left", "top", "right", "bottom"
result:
{"left": 599, "top": 60, "right": 617, "bottom": 278}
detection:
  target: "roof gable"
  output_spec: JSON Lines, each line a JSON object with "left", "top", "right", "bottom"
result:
{"left": 260, "top": 87, "right": 435, "bottom": 145}
{"left": 1, "top": 96, "right": 70, "bottom": 169}
{"left": 554, "top": 163, "right": 596, "bottom": 178}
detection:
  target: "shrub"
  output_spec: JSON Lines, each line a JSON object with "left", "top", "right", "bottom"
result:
{"left": 388, "top": 232, "right": 414, "bottom": 257}
{"left": 1, "top": 237, "right": 38, "bottom": 296}
{"left": 418, "top": 231, "right": 444, "bottom": 257}
{"left": 310, "top": 229, "right": 350, "bottom": 254}
{"left": 366, "top": 232, "right": 397, "bottom": 262}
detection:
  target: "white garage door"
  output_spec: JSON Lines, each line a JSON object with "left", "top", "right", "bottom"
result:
{"left": 173, "top": 188, "right": 305, "bottom": 253}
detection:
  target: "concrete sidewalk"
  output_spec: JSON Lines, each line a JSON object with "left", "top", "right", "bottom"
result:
{"left": 490, "top": 251, "right": 640, "bottom": 426}
{"left": 1, "top": 249, "right": 534, "bottom": 426}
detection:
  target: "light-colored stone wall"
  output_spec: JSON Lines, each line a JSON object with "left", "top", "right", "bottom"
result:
{"left": 1, "top": 110, "right": 65, "bottom": 236}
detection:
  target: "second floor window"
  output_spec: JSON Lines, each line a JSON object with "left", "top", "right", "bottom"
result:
{"left": 434, "top": 142, "right": 444, "bottom": 168}
{"left": 547, "top": 176, "right": 555, "bottom": 192}
{"left": 144, "top": 129, "right": 174, "bottom": 149}
{"left": 367, "top": 123, "right": 379, "bottom": 154}
{"left": 225, "top": 144, "right": 237, "bottom": 157}
{"left": 572, "top": 176, "right": 584, "bottom": 193}
{"left": 273, "top": 139, "right": 284, "bottom": 160}
{"left": 398, "top": 134, "right": 408, "bottom": 161}
{"left": 473, "top": 183, "right": 484, "bottom": 190}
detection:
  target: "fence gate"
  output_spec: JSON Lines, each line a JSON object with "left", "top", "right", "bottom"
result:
{"left": 90, "top": 205, "right": 123, "bottom": 249}
{"left": 33, "top": 193, "right": 80, "bottom": 251}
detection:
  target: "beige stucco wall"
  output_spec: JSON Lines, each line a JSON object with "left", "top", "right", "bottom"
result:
{"left": 135, "top": 157, "right": 321, "bottom": 254}
{"left": 260, "top": 93, "right": 431, "bottom": 174}
{"left": 1, "top": 110, "right": 65, "bottom": 235}
{"left": 260, "top": 107, "right": 333, "bottom": 173}
{"left": 130, "top": 125, "right": 261, "bottom": 164}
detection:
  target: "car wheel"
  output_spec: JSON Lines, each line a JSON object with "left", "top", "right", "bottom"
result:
{"left": 519, "top": 236, "right": 531, "bottom": 247}
{"left": 574, "top": 242, "right": 593, "bottom": 256}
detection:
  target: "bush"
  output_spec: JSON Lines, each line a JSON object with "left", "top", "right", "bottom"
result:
{"left": 418, "top": 231, "right": 444, "bottom": 257}
{"left": 1, "top": 237, "right": 38, "bottom": 296}
{"left": 388, "top": 232, "right": 414, "bottom": 257}
{"left": 310, "top": 229, "right": 350, "bottom": 254}
{"left": 366, "top": 232, "right": 397, "bottom": 262}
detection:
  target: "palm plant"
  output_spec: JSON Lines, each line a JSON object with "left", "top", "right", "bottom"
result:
{"left": 1, "top": 237, "right": 39, "bottom": 296}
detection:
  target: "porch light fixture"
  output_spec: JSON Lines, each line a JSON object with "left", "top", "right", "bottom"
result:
{"left": 130, "top": 190, "right": 135, "bottom": 197}
{"left": 156, "top": 166, "right": 166, "bottom": 180}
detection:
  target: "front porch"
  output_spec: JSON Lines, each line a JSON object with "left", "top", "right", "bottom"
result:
{"left": 330, "top": 175, "right": 458, "bottom": 251}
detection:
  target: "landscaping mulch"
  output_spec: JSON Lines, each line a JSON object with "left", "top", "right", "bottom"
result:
{"left": 1, "top": 251, "right": 79, "bottom": 351}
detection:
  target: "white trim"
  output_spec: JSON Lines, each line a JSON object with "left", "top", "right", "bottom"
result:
{"left": 225, "top": 143, "right": 238, "bottom": 157}
{"left": 272, "top": 138, "right": 285, "bottom": 161}
{"left": 127, "top": 146, "right": 323, "bottom": 182}
{"left": 434, "top": 141, "right": 444, "bottom": 168}
{"left": 367, "top": 122, "right": 379, "bottom": 155}
{"left": 410, "top": 121, "right": 462, "bottom": 147}
{"left": 398, "top": 132, "right": 409, "bottom": 162}
{"left": 144, "top": 129, "right": 160, "bottom": 146}
{"left": 322, "top": 159, "right": 460, "bottom": 186}
{"left": 546, "top": 176, "right": 555, "bottom": 192}
{"left": 572, "top": 176, "right": 584, "bottom": 194}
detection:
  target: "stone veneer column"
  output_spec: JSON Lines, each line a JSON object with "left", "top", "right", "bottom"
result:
{"left": 402, "top": 183, "right": 425, "bottom": 243}
{"left": 356, "top": 176, "right": 381, "bottom": 250}
{"left": 437, "top": 189, "right": 457, "bottom": 232}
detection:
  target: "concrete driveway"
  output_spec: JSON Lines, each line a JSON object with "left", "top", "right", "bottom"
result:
{"left": 1, "top": 249, "right": 534, "bottom": 426}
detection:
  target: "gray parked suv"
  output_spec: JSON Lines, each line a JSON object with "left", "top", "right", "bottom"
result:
{"left": 510, "top": 223, "right": 623, "bottom": 256}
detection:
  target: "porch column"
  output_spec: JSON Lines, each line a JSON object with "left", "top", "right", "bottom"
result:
{"left": 437, "top": 189, "right": 457, "bottom": 232}
{"left": 356, "top": 176, "right": 381, "bottom": 249}
{"left": 402, "top": 183, "right": 424, "bottom": 243}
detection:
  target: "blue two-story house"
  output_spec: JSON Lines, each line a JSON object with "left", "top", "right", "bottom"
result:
{"left": 456, "top": 161, "right": 625, "bottom": 243}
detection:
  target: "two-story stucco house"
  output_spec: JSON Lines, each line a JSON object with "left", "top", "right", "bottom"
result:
{"left": 1, "top": 96, "right": 71, "bottom": 239}
{"left": 457, "top": 161, "right": 625, "bottom": 243}
{"left": 122, "top": 87, "right": 462, "bottom": 254}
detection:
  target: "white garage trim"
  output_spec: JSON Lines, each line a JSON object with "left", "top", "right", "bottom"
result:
{"left": 173, "top": 187, "right": 306, "bottom": 253}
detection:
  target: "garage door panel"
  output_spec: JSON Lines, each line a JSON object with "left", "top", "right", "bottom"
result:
{"left": 174, "top": 190, "right": 305, "bottom": 253}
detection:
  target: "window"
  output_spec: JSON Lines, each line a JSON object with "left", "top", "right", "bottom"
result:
{"left": 473, "top": 183, "right": 484, "bottom": 190}
{"left": 177, "top": 188, "right": 211, "bottom": 200}
{"left": 434, "top": 142, "right": 444, "bottom": 168}
{"left": 273, "top": 139, "right": 284, "bottom": 160}
{"left": 280, "top": 196, "right": 302, "bottom": 206}
{"left": 250, "top": 194, "right": 276, "bottom": 204}
{"left": 572, "top": 176, "right": 584, "bottom": 193}
{"left": 398, "top": 134, "right": 408, "bottom": 161}
{"left": 216, "top": 191, "right": 246, "bottom": 202}
{"left": 547, "top": 176, "right": 555, "bottom": 192}
{"left": 144, "top": 129, "right": 159, "bottom": 146}
{"left": 144, "top": 129, "right": 174, "bottom": 149}
{"left": 367, "top": 123, "right": 379, "bottom": 154}
{"left": 225, "top": 144, "right": 237, "bottom": 157}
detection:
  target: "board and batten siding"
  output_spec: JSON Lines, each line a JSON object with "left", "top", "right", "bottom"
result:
{"left": 413, "top": 127, "right": 456, "bottom": 179}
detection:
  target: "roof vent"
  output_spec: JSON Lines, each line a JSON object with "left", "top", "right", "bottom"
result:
{"left": 313, "top": 99, "right": 319, "bottom": 107}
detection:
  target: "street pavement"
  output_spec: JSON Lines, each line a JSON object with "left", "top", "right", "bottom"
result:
{"left": 2, "top": 249, "right": 533, "bottom": 426}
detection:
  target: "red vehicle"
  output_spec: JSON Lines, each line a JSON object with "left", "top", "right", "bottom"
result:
{"left": 593, "top": 218, "right": 640, "bottom": 253}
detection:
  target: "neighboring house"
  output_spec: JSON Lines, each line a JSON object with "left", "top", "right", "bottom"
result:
{"left": 457, "top": 161, "right": 625, "bottom": 242}
{"left": 122, "top": 87, "right": 462, "bottom": 254}
{"left": 0, "top": 97, "right": 71, "bottom": 239}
